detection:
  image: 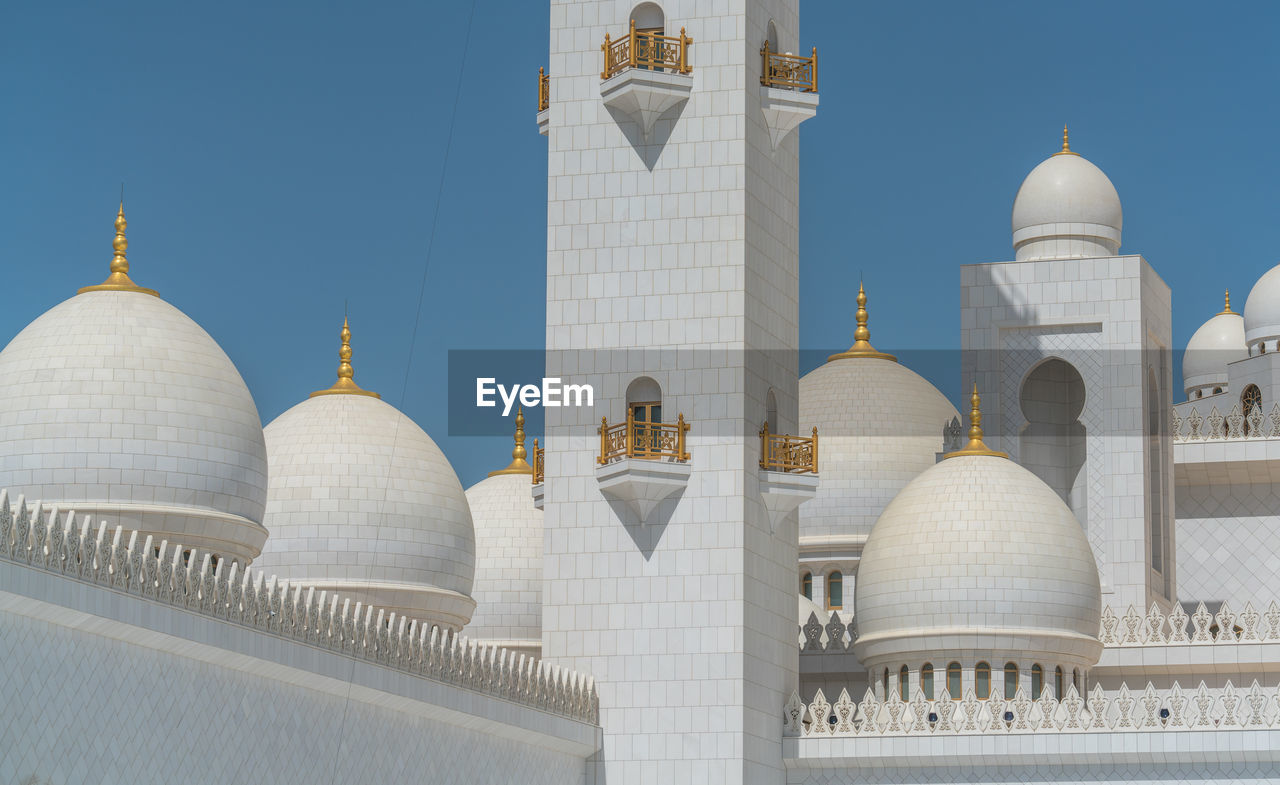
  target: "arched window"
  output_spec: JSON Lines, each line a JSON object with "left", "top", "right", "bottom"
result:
{"left": 1054, "top": 666, "right": 1064, "bottom": 700}
{"left": 1020, "top": 358, "right": 1088, "bottom": 528}
{"left": 800, "top": 572, "right": 812, "bottom": 600}
{"left": 1031, "top": 664, "right": 1044, "bottom": 699}
{"left": 1243, "top": 384, "right": 1262, "bottom": 435}
{"left": 766, "top": 19, "right": 780, "bottom": 52}
{"left": 626, "top": 376, "right": 663, "bottom": 456}
{"left": 975, "top": 662, "right": 991, "bottom": 700}
{"left": 765, "top": 389, "right": 779, "bottom": 434}
{"left": 946, "top": 662, "right": 961, "bottom": 698}
{"left": 882, "top": 668, "right": 889, "bottom": 699}
{"left": 899, "top": 665, "right": 910, "bottom": 701}
{"left": 630, "top": 2, "right": 664, "bottom": 33}
{"left": 1004, "top": 662, "right": 1018, "bottom": 700}
{"left": 1213, "top": 387, "right": 1223, "bottom": 395}
{"left": 826, "top": 571, "right": 842, "bottom": 610}
{"left": 921, "top": 664, "right": 934, "bottom": 700}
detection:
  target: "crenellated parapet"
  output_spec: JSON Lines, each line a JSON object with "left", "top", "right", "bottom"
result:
{"left": 0, "top": 489, "right": 598, "bottom": 725}
{"left": 785, "top": 679, "right": 1277, "bottom": 738}
{"left": 1173, "top": 402, "right": 1280, "bottom": 442}
{"left": 1099, "top": 601, "right": 1280, "bottom": 646}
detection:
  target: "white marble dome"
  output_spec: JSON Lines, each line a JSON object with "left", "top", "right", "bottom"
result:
{"left": 853, "top": 450, "right": 1102, "bottom": 673}
{"left": 463, "top": 461, "right": 543, "bottom": 654}
{"left": 800, "top": 357, "right": 959, "bottom": 547}
{"left": 0, "top": 212, "right": 268, "bottom": 565}
{"left": 1243, "top": 264, "right": 1280, "bottom": 352}
{"left": 254, "top": 377, "right": 476, "bottom": 631}
{"left": 1182, "top": 301, "right": 1246, "bottom": 398}
{"left": 1011, "top": 130, "right": 1123, "bottom": 262}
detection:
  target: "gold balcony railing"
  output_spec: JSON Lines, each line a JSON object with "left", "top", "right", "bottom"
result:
{"left": 532, "top": 439, "right": 545, "bottom": 484}
{"left": 601, "top": 21, "right": 693, "bottom": 80}
{"left": 538, "top": 67, "right": 550, "bottom": 112}
{"left": 598, "top": 411, "right": 691, "bottom": 464}
{"left": 760, "top": 42, "right": 817, "bottom": 92}
{"left": 759, "top": 424, "right": 818, "bottom": 473}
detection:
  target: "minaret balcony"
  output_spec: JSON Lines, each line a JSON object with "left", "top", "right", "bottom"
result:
{"left": 759, "top": 43, "right": 819, "bottom": 150}
{"left": 531, "top": 440, "right": 545, "bottom": 510}
{"left": 594, "top": 413, "right": 691, "bottom": 522}
{"left": 599, "top": 22, "right": 693, "bottom": 138}
{"left": 536, "top": 67, "right": 550, "bottom": 136}
{"left": 758, "top": 425, "right": 819, "bottom": 532}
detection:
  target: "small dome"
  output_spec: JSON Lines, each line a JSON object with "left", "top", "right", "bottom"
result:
{"left": 253, "top": 320, "right": 475, "bottom": 631}
{"left": 0, "top": 205, "right": 268, "bottom": 564}
{"left": 800, "top": 284, "right": 959, "bottom": 545}
{"left": 1011, "top": 128, "right": 1122, "bottom": 262}
{"left": 1244, "top": 264, "right": 1280, "bottom": 350}
{"left": 853, "top": 390, "right": 1102, "bottom": 673}
{"left": 1182, "top": 293, "right": 1246, "bottom": 398}
{"left": 463, "top": 410, "right": 543, "bottom": 655}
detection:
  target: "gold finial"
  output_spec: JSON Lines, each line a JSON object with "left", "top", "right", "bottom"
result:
{"left": 1219, "top": 289, "right": 1234, "bottom": 315}
{"left": 1053, "top": 124, "right": 1080, "bottom": 157}
{"left": 827, "top": 282, "right": 897, "bottom": 362}
{"left": 77, "top": 201, "right": 160, "bottom": 297}
{"left": 489, "top": 406, "right": 534, "bottom": 476}
{"left": 310, "top": 315, "right": 381, "bottom": 398}
{"left": 945, "top": 383, "right": 1008, "bottom": 459}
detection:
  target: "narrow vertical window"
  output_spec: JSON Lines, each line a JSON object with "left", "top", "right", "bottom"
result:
{"left": 1031, "top": 664, "right": 1044, "bottom": 699}
{"left": 826, "top": 571, "right": 842, "bottom": 610}
{"left": 975, "top": 662, "right": 990, "bottom": 700}
{"left": 800, "top": 572, "right": 812, "bottom": 600}
{"left": 1072, "top": 668, "right": 1080, "bottom": 694}
{"left": 1055, "top": 666, "right": 1064, "bottom": 700}
{"left": 921, "top": 664, "right": 934, "bottom": 700}
{"left": 899, "top": 665, "right": 910, "bottom": 701}
{"left": 1004, "top": 662, "right": 1018, "bottom": 700}
{"left": 882, "top": 668, "right": 889, "bottom": 699}
{"left": 946, "top": 662, "right": 962, "bottom": 698}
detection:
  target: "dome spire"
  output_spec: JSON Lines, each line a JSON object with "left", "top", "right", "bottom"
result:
{"left": 827, "top": 282, "right": 897, "bottom": 362}
{"left": 1220, "top": 289, "right": 1234, "bottom": 315}
{"left": 310, "top": 315, "right": 380, "bottom": 398}
{"left": 1053, "top": 124, "right": 1079, "bottom": 157}
{"left": 945, "top": 383, "right": 1008, "bottom": 459}
{"left": 489, "top": 406, "right": 534, "bottom": 476}
{"left": 77, "top": 200, "right": 159, "bottom": 297}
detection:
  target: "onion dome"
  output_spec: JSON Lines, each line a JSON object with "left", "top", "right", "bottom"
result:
{"left": 1182, "top": 291, "right": 1246, "bottom": 398}
{"left": 462, "top": 408, "right": 544, "bottom": 655}
{"left": 800, "top": 283, "right": 959, "bottom": 547}
{"left": 1011, "top": 127, "right": 1123, "bottom": 262}
{"left": 253, "top": 317, "right": 476, "bottom": 631}
{"left": 853, "top": 387, "right": 1103, "bottom": 674}
{"left": 0, "top": 203, "right": 269, "bottom": 564}
{"left": 1243, "top": 264, "right": 1280, "bottom": 352}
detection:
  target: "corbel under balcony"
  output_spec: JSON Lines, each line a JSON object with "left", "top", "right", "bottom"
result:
{"left": 594, "top": 414, "right": 691, "bottom": 522}
{"left": 758, "top": 470, "right": 818, "bottom": 532}
{"left": 600, "top": 69, "right": 692, "bottom": 138}
{"left": 758, "top": 426, "right": 819, "bottom": 531}
{"left": 596, "top": 457, "right": 691, "bottom": 521}
{"left": 759, "top": 44, "right": 819, "bottom": 150}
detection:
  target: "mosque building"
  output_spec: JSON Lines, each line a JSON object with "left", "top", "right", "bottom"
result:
{"left": 2, "top": 1, "right": 1279, "bottom": 783}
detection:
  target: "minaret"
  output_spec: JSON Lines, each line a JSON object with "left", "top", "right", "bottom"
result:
{"left": 541, "top": 2, "right": 813, "bottom": 781}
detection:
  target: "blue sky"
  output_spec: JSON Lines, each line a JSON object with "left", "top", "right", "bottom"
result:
{"left": 3, "top": 1, "right": 1276, "bottom": 488}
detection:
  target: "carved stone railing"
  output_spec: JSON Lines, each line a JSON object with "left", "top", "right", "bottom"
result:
{"left": 799, "top": 610, "right": 853, "bottom": 652}
{"left": 1099, "top": 601, "right": 1280, "bottom": 646}
{"left": 1173, "top": 402, "right": 1280, "bottom": 442}
{"left": 0, "top": 490, "right": 598, "bottom": 725}
{"left": 785, "top": 680, "right": 1277, "bottom": 737}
